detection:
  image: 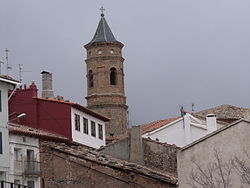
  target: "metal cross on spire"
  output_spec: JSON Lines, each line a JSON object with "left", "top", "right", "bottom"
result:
{"left": 100, "top": 5, "right": 105, "bottom": 17}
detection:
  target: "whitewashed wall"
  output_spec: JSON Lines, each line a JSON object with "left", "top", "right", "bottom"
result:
{"left": 143, "top": 114, "right": 218, "bottom": 147}
{"left": 9, "top": 134, "right": 40, "bottom": 188}
{"left": 71, "top": 107, "right": 106, "bottom": 148}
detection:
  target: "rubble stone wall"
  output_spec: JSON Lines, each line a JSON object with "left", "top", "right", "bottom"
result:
{"left": 40, "top": 143, "right": 177, "bottom": 188}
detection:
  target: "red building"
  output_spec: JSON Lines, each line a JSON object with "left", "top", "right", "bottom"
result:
{"left": 9, "top": 82, "right": 110, "bottom": 148}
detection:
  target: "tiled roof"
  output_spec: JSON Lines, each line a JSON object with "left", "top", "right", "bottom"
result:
{"left": 195, "top": 104, "right": 250, "bottom": 120}
{"left": 9, "top": 123, "right": 68, "bottom": 142}
{"left": 43, "top": 141, "right": 178, "bottom": 185}
{"left": 140, "top": 117, "right": 180, "bottom": 134}
{"left": 35, "top": 97, "right": 110, "bottom": 122}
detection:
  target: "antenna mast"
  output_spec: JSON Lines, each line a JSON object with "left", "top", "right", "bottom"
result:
{"left": 5, "top": 48, "right": 12, "bottom": 75}
{"left": 18, "top": 64, "right": 31, "bottom": 82}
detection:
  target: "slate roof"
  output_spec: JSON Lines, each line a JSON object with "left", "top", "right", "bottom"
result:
{"left": 195, "top": 104, "right": 250, "bottom": 120}
{"left": 87, "top": 14, "right": 119, "bottom": 45}
{"left": 140, "top": 117, "right": 180, "bottom": 134}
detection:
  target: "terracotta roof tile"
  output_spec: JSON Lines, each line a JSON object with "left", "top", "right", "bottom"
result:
{"left": 43, "top": 141, "right": 178, "bottom": 185}
{"left": 140, "top": 117, "right": 180, "bottom": 134}
{"left": 9, "top": 123, "right": 68, "bottom": 141}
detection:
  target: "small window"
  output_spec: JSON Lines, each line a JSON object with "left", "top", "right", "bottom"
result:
{"left": 91, "top": 121, "right": 96, "bottom": 137}
{"left": 0, "top": 132, "right": 2, "bottom": 154}
{"left": 83, "top": 117, "right": 88, "bottom": 134}
{"left": 14, "top": 148, "right": 22, "bottom": 161}
{"left": 88, "top": 51, "right": 92, "bottom": 56}
{"left": 27, "top": 181, "right": 35, "bottom": 188}
{"left": 98, "top": 49, "right": 102, "bottom": 55}
{"left": 110, "top": 67, "right": 117, "bottom": 85}
{"left": 88, "top": 70, "right": 94, "bottom": 88}
{"left": 110, "top": 49, "right": 114, "bottom": 54}
{"left": 74, "top": 114, "right": 80, "bottom": 131}
{"left": 98, "top": 124, "right": 103, "bottom": 140}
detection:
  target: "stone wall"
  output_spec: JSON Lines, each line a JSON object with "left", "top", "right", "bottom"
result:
{"left": 101, "top": 136, "right": 179, "bottom": 176}
{"left": 40, "top": 141, "right": 177, "bottom": 188}
{"left": 143, "top": 139, "right": 179, "bottom": 176}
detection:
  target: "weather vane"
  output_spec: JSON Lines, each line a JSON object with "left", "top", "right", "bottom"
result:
{"left": 100, "top": 5, "right": 105, "bottom": 16}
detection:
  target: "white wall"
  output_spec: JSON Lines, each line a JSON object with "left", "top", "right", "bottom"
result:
{"left": 9, "top": 134, "right": 40, "bottom": 188}
{"left": 143, "top": 114, "right": 218, "bottom": 147}
{"left": 71, "top": 107, "right": 106, "bottom": 148}
{"left": 0, "top": 82, "right": 15, "bottom": 179}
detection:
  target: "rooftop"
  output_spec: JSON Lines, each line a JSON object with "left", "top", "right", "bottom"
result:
{"left": 140, "top": 117, "right": 180, "bottom": 134}
{"left": 42, "top": 141, "right": 178, "bottom": 185}
{"left": 9, "top": 122, "right": 68, "bottom": 142}
{"left": 195, "top": 104, "right": 250, "bottom": 120}
{"left": 85, "top": 14, "right": 121, "bottom": 46}
{"left": 35, "top": 97, "right": 110, "bottom": 122}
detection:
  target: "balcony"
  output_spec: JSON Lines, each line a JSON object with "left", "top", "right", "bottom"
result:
{"left": 23, "top": 161, "right": 41, "bottom": 176}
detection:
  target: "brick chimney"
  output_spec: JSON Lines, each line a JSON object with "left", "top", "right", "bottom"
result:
{"left": 41, "top": 71, "right": 54, "bottom": 99}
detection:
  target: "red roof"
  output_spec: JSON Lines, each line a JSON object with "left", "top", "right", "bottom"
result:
{"left": 35, "top": 97, "right": 110, "bottom": 122}
{"left": 140, "top": 117, "right": 180, "bottom": 134}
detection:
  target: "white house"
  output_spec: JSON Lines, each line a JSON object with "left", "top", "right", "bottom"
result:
{"left": 9, "top": 131, "right": 40, "bottom": 188}
{"left": 141, "top": 113, "right": 226, "bottom": 147}
{"left": 8, "top": 122, "right": 69, "bottom": 188}
{"left": 0, "top": 76, "right": 20, "bottom": 184}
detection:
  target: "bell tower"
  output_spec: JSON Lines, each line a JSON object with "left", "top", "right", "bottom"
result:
{"left": 84, "top": 10, "right": 128, "bottom": 137}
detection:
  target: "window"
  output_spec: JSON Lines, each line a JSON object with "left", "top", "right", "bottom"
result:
{"left": 98, "top": 49, "right": 102, "bottom": 55}
{"left": 27, "top": 181, "right": 35, "bottom": 188}
{"left": 14, "top": 180, "right": 20, "bottom": 188}
{"left": 91, "top": 121, "right": 96, "bottom": 137}
{"left": 0, "top": 132, "right": 2, "bottom": 154}
{"left": 14, "top": 148, "right": 22, "bottom": 161}
{"left": 27, "top": 149, "right": 34, "bottom": 161}
{"left": 83, "top": 117, "right": 88, "bottom": 134}
{"left": 88, "top": 70, "right": 94, "bottom": 88}
{"left": 110, "top": 67, "right": 117, "bottom": 85}
{"left": 98, "top": 124, "right": 103, "bottom": 140}
{"left": 74, "top": 114, "right": 80, "bottom": 131}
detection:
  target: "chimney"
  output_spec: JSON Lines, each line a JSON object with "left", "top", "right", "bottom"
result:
{"left": 41, "top": 71, "right": 54, "bottom": 99}
{"left": 129, "top": 126, "right": 144, "bottom": 165}
{"left": 206, "top": 114, "right": 217, "bottom": 133}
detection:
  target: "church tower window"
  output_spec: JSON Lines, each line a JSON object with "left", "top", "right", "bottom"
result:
{"left": 110, "top": 68, "right": 117, "bottom": 85}
{"left": 88, "top": 70, "right": 94, "bottom": 88}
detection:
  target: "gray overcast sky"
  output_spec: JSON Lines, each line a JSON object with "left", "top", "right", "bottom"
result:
{"left": 1, "top": 0, "right": 250, "bottom": 125}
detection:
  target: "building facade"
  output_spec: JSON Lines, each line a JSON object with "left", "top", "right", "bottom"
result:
{"left": 141, "top": 113, "right": 225, "bottom": 147}
{"left": 178, "top": 120, "right": 250, "bottom": 188}
{"left": 84, "top": 13, "right": 128, "bottom": 137}
{"left": 0, "top": 76, "right": 20, "bottom": 183}
{"left": 9, "top": 132, "right": 40, "bottom": 188}
{"left": 9, "top": 82, "right": 109, "bottom": 149}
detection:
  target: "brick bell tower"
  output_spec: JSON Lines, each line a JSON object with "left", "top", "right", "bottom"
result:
{"left": 84, "top": 10, "right": 128, "bottom": 137}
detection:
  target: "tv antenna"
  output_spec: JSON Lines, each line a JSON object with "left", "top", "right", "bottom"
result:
{"left": 18, "top": 64, "right": 31, "bottom": 82}
{"left": 5, "top": 48, "right": 12, "bottom": 75}
{"left": 0, "top": 58, "right": 4, "bottom": 75}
